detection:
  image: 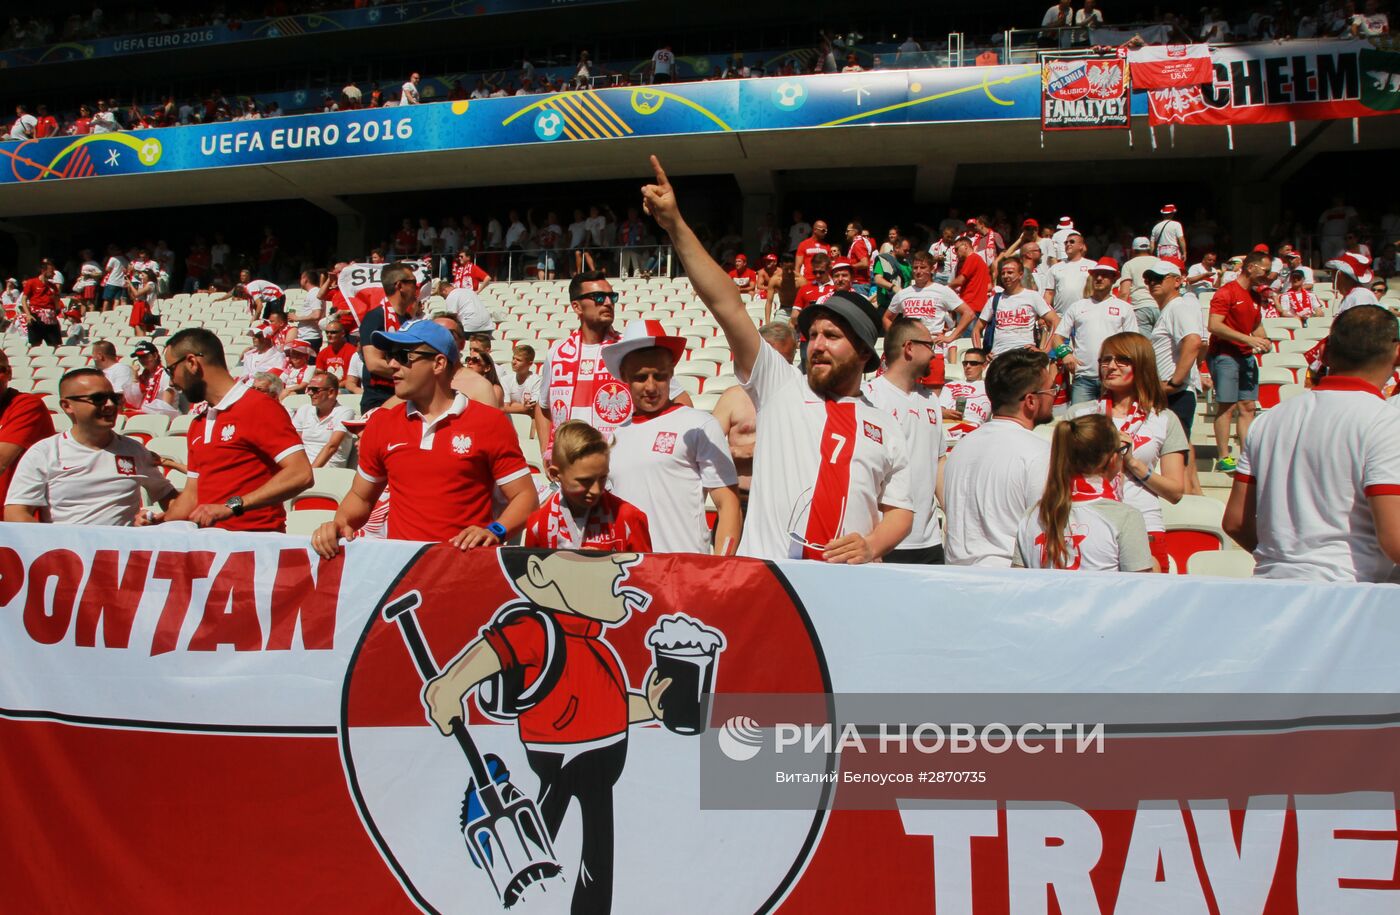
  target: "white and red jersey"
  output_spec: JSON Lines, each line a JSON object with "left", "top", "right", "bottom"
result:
{"left": 452, "top": 260, "right": 489, "bottom": 291}
{"left": 317, "top": 343, "right": 357, "bottom": 382}
{"left": 128, "top": 257, "right": 159, "bottom": 281}
{"left": 356, "top": 393, "right": 530, "bottom": 542}
{"left": 524, "top": 489, "right": 652, "bottom": 551}
{"left": 1149, "top": 218, "right": 1186, "bottom": 261}
{"left": 239, "top": 346, "right": 288, "bottom": 382}
{"left": 1336, "top": 286, "right": 1380, "bottom": 315}
{"left": 244, "top": 280, "right": 284, "bottom": 306}
{"left": 1056, "top": 296, "right": 1139, "bottom": 378}
{"left": 1384, "top": 369, "right": 1400, "bottom": 399}
{"left": 790, "top": 280, "right": 835, "bottom": 320}
{"left": 540, "top": 328, "right": 680, "bottom": 445}
{"left": 1236, "top": 375, "right": 1400, "bottom": 582}
{"left": 738, "top": 342, "right": 913, "bottom": 561}
{"left": 972, "top": 230, "right": 1004, "bottom": 266}
{"left": 980, "top": 289, "right": 1052, "bottom": 356}
{"left": 1013, "top": 476, "right": 1153, "bottom": 571}
{"left": 928, "top": 239, "right": 959, "bottom": 283}
{"left": 186, "top": 382, "right": 305, "bottom": 532}
{"left": 939, "top": 378, "right": 991, "bottom": 440}
{"left": 73, "top": 261, "right": 102, "bottom": 292}
{"left": 886, "top": 282, "right": 964, "bottom": 356}
{"left": 865, "top": 377, "right": 946, "bottom": 550}
{"left": 795, "top": 236, "right": 829, "bottom": 278}
{"left": 1069, "top": 399, "right": 1188, "bottom": 532}
{"left": 281, "top": 363, "right": 316, "bottom": 389}
{"left": 1279, "top": 288, "right": 1320, "bottom": 318}
{"left": 728, "top": 268, "right": 757, "bottom": 294}
{"left": 126, "top": 367, "right": 173, "bottom": 413}
{"left": 847, "top": 235, "right": 876, "bottom": 284}
{"left": 102, "top": 255, "right": 128, "bottom": 287}
{"left": 609, "top": 403, "right": 738, "bottom": 554}
{"left": 292, "top": 403, "right": 355, "bottom": 468}
{"left": 942, "top": 418, "right": 1051, "bottom": 567}
{"left": 6, "top": 431, "right": 176, "bottom": 526}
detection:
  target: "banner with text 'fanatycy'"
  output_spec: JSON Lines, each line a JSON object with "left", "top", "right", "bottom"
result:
{"left": 1041, "top": 56, "right": 1130, "bottom": 131}
{"left": 2, "top": 525, "right": 1399, "bottom": 913}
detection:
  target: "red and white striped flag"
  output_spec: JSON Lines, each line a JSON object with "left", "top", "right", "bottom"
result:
{"left": 1126, "top": 44, "right": 1213, "bottom": 90}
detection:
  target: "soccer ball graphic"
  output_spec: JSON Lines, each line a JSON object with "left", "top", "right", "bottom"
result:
{"left": 772, "top": 81, "right": 807, "bottom": 110}
{"left": 137, "top": 137, "right": 162, "bottom": 166}
{"left": 533, "top": 109, "right": 565, "bottom": 141}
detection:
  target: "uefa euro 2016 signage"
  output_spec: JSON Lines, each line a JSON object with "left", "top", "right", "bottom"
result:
{"left": 1041, "top": 57, "right": 1131, "bottom": 130}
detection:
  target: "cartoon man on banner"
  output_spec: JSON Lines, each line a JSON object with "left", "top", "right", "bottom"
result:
{"left": 422, "top": 550, "right": 724, "bottom": 913}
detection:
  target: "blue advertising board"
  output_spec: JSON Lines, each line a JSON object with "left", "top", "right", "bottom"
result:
{"left": 0, "top": 67, "right": 1041, "bottom": 186}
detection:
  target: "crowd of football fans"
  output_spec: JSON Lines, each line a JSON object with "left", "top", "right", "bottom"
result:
{"left": 2, "top": 160, "right": 1397, "bottom": 583}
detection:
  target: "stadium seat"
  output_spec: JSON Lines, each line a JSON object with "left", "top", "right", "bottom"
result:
{"left": 1278, "top": 383, "right": 1306, "bottom": 403}
{"left": 1257, "top": 367, "right": 1297, "bottom": 408}
{"left": 1261, "top": 352, "right": 1307, "bottom": 383}
{"left": 30, "top": 379, "right": 61, "bottom": 395}
{"left": 674, "top": 375, "right": 702, "bottom": 396}
{"left": 42, "top": 393, "right": 61, "bottom": 413}
{"left": 675, "top": 362, "right": 718, "bottom": 378}
{"left": 145, "top": 435, "right": 187, "bottom": 465}
{"left": 123, "top": 414, "right": 171, "bottom": 443}
{"left": 1187, "top": 550, "right": 1256, "bottom": 579}
{"left": 1294, "top": 324, "right": 1329, "bottom": 341}
{"left": 710, "top": 374, "right": 739, "bottom": 391}
{"left": 692, "top": 391, "right": 721, "bottom": 412}
{"left": 312, "top": 467, "right": 357, "bottom": 500}
{"left": 283, "top": 394, "right": 311, "bottom": 411}
{"left": 285, "top": 510, "right": 336, "bottom": 537}
{"left": 168, "top": 414, "right": 194, "bottom": 435}
{"left": 1161, "top": 495, "right": 1227, "bottom": 574}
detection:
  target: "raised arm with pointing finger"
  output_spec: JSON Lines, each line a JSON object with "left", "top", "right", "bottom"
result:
{"left": 642, "top": 156, "right": 762, "bottom": 378}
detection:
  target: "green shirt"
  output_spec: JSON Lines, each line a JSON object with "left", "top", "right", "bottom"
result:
{"left": 872, "top": 254, "right": 912, "bottom": 309}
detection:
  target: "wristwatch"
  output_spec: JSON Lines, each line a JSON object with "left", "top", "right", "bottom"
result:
{"left": 486, "top": 521, "right": 507, "bottom": 540}
{"left": 225, "top": 496, "right": 246, "bottom": 517}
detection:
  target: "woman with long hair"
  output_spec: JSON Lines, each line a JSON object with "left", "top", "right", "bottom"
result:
{"left": 1014, "top": 414, "right": 1153, "bottom": 572}
{"left": 1068, "top": 331, "right": 1188, "bottom": 573}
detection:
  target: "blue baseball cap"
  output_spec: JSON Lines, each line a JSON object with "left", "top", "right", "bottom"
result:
{"left": 370, "top": 318, "right": 460, "bottom": 365}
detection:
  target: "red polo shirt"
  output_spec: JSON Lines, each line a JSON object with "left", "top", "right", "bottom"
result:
{"left": 21, "top": 276, "right": 60, "bottom": 324}
{"left": 356, "top": 393, "right": 529, "bottom": 542}
{"left": 186, "top": 383, "right": 304, "bottom": 531}
{"left": 482, "top": 611, "right": 629, "bottom": 746}
{"left": 956, "top": 255, "right": 991, "bottom": 312}
{"left": 316, "top": 342, "right": 357, "bottom": 381}
{"left": 0, "top": 389, "right": 55, "bottom": 502}
{"left": 1208, "top": 281, "right": 1263, "bottom": 357}
{"left": 796, "top": 236, "right": 830, "bottom": 278}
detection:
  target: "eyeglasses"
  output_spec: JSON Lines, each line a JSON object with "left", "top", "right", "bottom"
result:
{"left": 961, "top": 359, "right": 986, "bottom": 368}
{"left": 1097, "top": 354, "right": 1134, "bottom": 367}
{"left": 576, "top": 291, "right": 619, "bottom": 305}
{"left": 306, "top": 385, "right": 336, "bottom": 393}
{"left": 1031, "top": 385, "right": 1062, "bottom": 397}
{"left": 63, "top": 392, "right": 124, "bottom": 407}
{"left": 1116, "top": 440, "right": 1135, "bottom": 457}
{"left": 906, "top": 339, "right": 935, "bottom": 349}
{"left": 387, "top": 347, "right": 438, "bottom": 365}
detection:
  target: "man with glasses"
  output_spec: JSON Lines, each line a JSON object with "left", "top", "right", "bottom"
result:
{"left": 292, "top": 371, "right": 356, "bottom": 469}
{"left": 149, "top": 328, "right": 312, "bottom": 531}
{"left": 939, "top": 348, "right": 1054, "bottom": 566}
{"left": 315, "top": 322, "right": 359, "bottom": 392}
{"left": 1147, "top": 259, "right": 1206, "bottom": 444}
{"left": 5, "top": 369, "right": 173, "bottom": 525}
{"left": 867, "top": 317, "right": 948, "bottom": 564}
{"left": 939, "top": 347, "right": 992, "bottom": 440}
{"left": 534, "top": 269, "right": 686, "bottom": 448}
{"left": 0, "top": 351, "right": 55, "bottom": 506}
{"left": 125, "top": 341, "right": 179, "bottom": 414}
{"left": 358, "top": 261, "right": 424, "bottom": 413}
{"left": 1051, "top": 257, "right": 1138, "bottom": 404}
{"left": 310, "top": 320, "right": 535, "bottom": 554}
{"left": 1225, "top": 305, "right": 1400, "bottom": 582}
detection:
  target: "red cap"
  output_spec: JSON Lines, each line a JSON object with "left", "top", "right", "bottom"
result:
{"left": 830, "top": 261, "right": 853, "bottom": 273}
{"left": 1021, "top": 218, "right": 1039, "bottom": 229}
{"left": 1087, "top": 257, "right": 1120, "bottom": 275}
{"left": 1160, "top": 203, "right": 1177, "bottom": 215}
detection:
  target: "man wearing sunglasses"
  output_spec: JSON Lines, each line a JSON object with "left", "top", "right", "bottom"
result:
{"left": 643, "top": 157, "right": 912, "bottom": 564}
{"left": 5, "top": 369, "right": 174, "bottom": 525}
{"left": 151, "top": 328, "right": 312, "bottom": 531}
{"left": 312, "top": 320, "right": 535, "bottom": 556}
{"left": 291, "top": 371, "right": 356, "bottom": 469}
{"left": 358, "top": 261, "right": 425, "bottom": 414}
{"left": 534, "top": 269, "right": 688, "bottom": 449}
{"left": 939, "top": 347, "right": 992, "bottom": 440}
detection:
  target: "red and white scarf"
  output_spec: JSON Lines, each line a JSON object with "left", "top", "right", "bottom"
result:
{"left": 544, "top": 327, "right": 626, "bottom": 447}
{"left": 1282, "top": 288, "right": 1315, "bottom": 318}
{"left": 1071, "top": 474, "right": 1122, "bottom": 502}
{"left": 1101, "top": 397, "right": 1149, "bottom": 446}
{"left": 138, "top": 367, "right": 167, "bottom": 408}
{"left": 530, "top": 490, "right": 636, "bottom": 551}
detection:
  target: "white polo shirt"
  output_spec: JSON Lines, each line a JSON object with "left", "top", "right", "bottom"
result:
{"left": 1048, "top": 258, "right": 1092, "bottom": 312}
{"left": 942, "top": 418, "right": 1051, "bottom": 566}
{"left": 1057, "top": 296, "right": 1139, "bottom": 378}
{"left": 609, "top": 404, "right": 737, "bottom": 554}
{"left": 866, "top": 376, "right": 946, "bottom": 550}
{"left": 886, "top": 282, "right": 964, "bottom": 355}
{"left": 292, "top": 403, "right": 355, "bottom": 468}
{"left": 1236, "top": 376, "right": 1400, "bottom": 582}
{"left": 738, "top": 342, "right": 913, "bottom": 561}
{"left": 981, "top": 290, "right": 1053, "bottom": 356}
{"left": 7, "top": 431, "right": 176, "bottom": 526}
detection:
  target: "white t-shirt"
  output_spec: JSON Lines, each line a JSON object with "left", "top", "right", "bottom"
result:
{"left": 1069, "top": 400, "right": 1188, "bottom": 532}
{"left": 244, "top": 280, "right": 283, "bottom": 305}
{"left": 938, "top": 379, "right": 991, "bottom": 440}
{"left": 293, "top": 289, "right": 324, "bottom": 343}
{"left": 1057, "top": 297, "right": 1139, "bottom": 377}
{"left": 240, "top": 346, "right": 288, "bottom": 381}
{"left": 738, "top": 342, "right": 913, "bottom": 561}
{"left": 439, "top": 227, "right": 461, "bottom": 254}
{"left": 1048, "top": 259, "right": 1092, "bottom": 313}
{"left": 292, "top": 404, "right": 354, "bottom": 467}
{"left": 281, "top": 363, "right": 317, "bottom": 391}
{"left": 584, "top": 215, "right": 606, "bottom": 246}
{"left": 1013, "top": 493, "right": 1153, "bottom": 571}
{"left": 1050, "top": 227, "right": 1076, "bottom": 262}
{"left": 652, "top": 48, "right": 675, "bottom": 75}
{"left": 942, "top": 418, "right": 1051, "bottom": 566}
{"left": 501, "top": 371, "right": 541, "bottom": 407}
{"left": 1336, "top": 287, "right": 1380, "bottom": 315}
{"left": 886, "top": 282, "right": 964, "bottom": 356}
{"left": 102, "top": 362, "right": 135, "bottom": 391}
{"left": 1185, "top": 262, "right": 1219, "bottom": 296}
{"left": 609, "top": 405, "right": 737, "bottom": 554}
{"left": 103, "top": 256, "right": 128, "bottom": 288}
{"left": 1150, "top": 294, "right": 1204, "bottom": 392}
{"left": 401, "top": 81, "right": 420, "bottom": 104}
{"left": 981, "top": 289, "right": 1052, "bottom": 356}
{"left": 7, "top": 432, "right": 176, "bottom": 526}
{"left": 8, "top": 113, "right": 36, "bottom": 141}
{"left": 866, "top": 377, "right": 946, "bottom": 550}
{"left": 445, "top": 287, "right": 494, "bottom": 335}
{"left": 1238, "top": 378, "right": 1400, "bottom": 582}
{"left": 1149, "top": 219, "right": 1186, "bottom": 260}
{"left": 567, "top": 221, "right": 587, "bottom": 248}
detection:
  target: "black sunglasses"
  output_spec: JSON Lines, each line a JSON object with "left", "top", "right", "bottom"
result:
{"left": 962, "top": 359, "right": 986, "bottom": 367}
{"left": 576, "top": 291, "right": 619, "bottom": 305}
{"left": 64, "top": 392, "right": 124, "bottom": 407}
{"left": 387, "top": 347, "right": 438, "bottom": 365}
